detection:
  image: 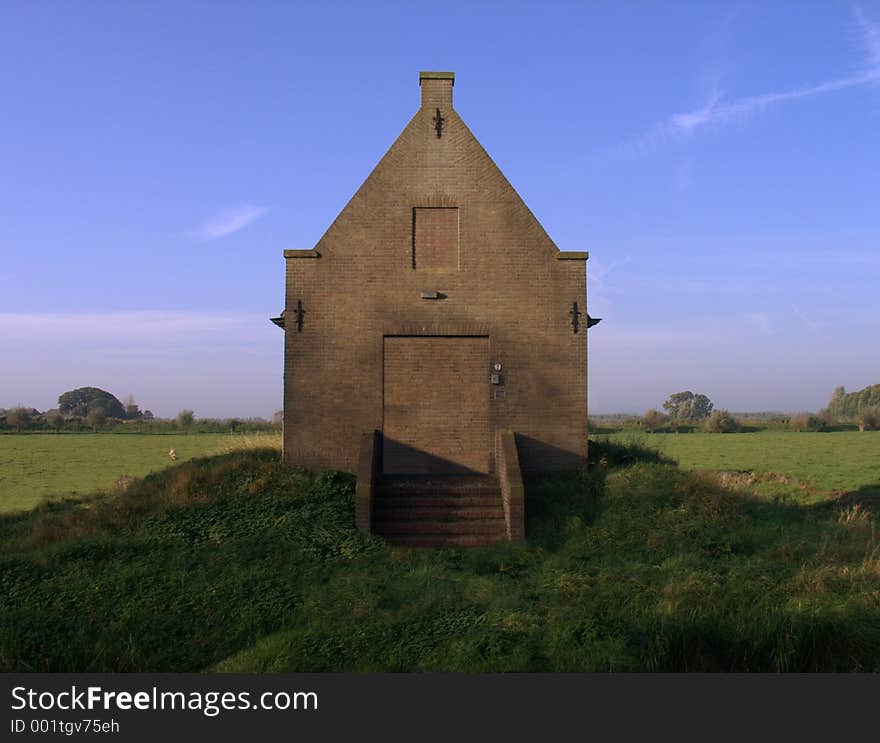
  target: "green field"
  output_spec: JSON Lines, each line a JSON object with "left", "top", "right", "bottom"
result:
{"left": 2, "top": 441, "right": 879, "bottom": 672}
{"left": 2, "top": 430, "right": 878, "bottom": 514}
{"left": 0, "top": 434, "right": 234, "bottom": 512}
{"left": 1, "top": 429, "right": 879, "bottom": 671}
{"left": 598, "top": 431, "right": 880, "bottom": 503}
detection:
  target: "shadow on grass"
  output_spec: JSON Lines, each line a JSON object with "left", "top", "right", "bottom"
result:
{"left": 589, "top": 436, "right": 676, "bottom": 468}
{"left": 524, "top": 438, "right": 676, "bottom": 552}
{"left": 836, "top": 482, "right": 880, "bottom": 508}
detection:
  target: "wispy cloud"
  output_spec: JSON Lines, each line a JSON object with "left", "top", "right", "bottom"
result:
{"left": 670, "top": 71, "right": 878, "bottom": 136}
{"left": 196, "top": 205, "right": 267, "bottom": 240}
{"left": 587, "top": 255, "right": 632, "bottom": 318}
{"left": 671, "top": 9, "right": 880, "bottom": 135}
{"left": 620, "top": 9, "right": 880, "bottom": 153}
{"left": 589, "top": 255, "right": 632, "bottom": 287}
{"left": 856, "top": 6, "right": 880, "bottom": 72}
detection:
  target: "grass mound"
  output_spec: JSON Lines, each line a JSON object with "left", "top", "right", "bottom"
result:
{"left": 2, "top": 444, "right": 879, "bottom": 672}
{"left": 0, "top": 450, "right": 380, "bottom": 671}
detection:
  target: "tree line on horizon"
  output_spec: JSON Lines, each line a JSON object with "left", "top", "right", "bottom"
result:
{"left": 827, "top": 385, "right": 880, "bottom": 419}
{"left": 4, "top": 383, "right": 878, "bottom": 435}
{"left": 0, "top": 387, "right": 281, "bottom": 433}
{"left": 630, "top": 383, "right": 880, "bottom": 434}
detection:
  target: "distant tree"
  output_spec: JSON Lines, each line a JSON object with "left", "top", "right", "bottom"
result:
{"left": 855, "top": 407, "right": 879, "bottom": 432}
{"left": 692, "top": 394, "right": 714, "bottom": 420}
{"left": 45, "top": 410, "right": 65, "bottom": 431}
{"left": 58, "top": 387, "right": 125, "bottom": 419}
{"left": 662, "top": 391, "right": 714, "bottom": 421}
{"left": 272, "top": 410, "right": 283, "bottom": 428}
{"left": 227, "top": 418, "right": 241, "bottom": 432}
{"left": 827, "top": 384, "right": 880, "bottom": 419}
{"left": 86, "top": 406, "right": 107, "bottom": 429}
{"left": 789, "top": 414, "right": 808, "bottom": 432}
{"left": 642, "top": 409, "right": 666, "bottom": 433}
{"left": 816, "top": 407, "right": 834, "bottom": 428}
{"left": 790, "top": 413, "right": 824, "bottom": 432}
{"left": 176, "top": 410, "right": 195, "bottom": 428}
{"left": 705, "top": 409, "right": 740, "bottom": 433}
{"left": 122, "top": 393, "right": 142, "bottom": 420}
{"left": 6, "top": 406, "right": 32, "bottom": 432}
{"left": 142, "top": 410, "right": 155, "bottom": 420}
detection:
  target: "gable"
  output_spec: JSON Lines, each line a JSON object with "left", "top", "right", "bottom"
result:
{"left": 310, "top": 74, "right": 564, "bottom": 266}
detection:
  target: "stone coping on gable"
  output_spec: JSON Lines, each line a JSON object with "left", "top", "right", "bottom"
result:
{"left": 555, "top": 251, "right": 589, "bottom": 260}
{"left": 419, "top": 71, "right": 455, "bottom": 82}
{"left": 284, "top": 249, "right": 321, "bottom": 259}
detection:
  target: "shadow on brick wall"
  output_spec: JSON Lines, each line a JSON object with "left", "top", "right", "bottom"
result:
{"left": 382, "top": 438, "right": 487, "bottom": 476}
{"left": 514, "top": 434, "right": 587, "bottom": 474}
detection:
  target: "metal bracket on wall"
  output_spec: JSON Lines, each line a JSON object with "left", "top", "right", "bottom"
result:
{"left": 434, "top": 108, "right": 444, "bottom": 138}
{"left": 569, "top": 302, "right": 581, "bottom": 333}
{"left": 294, "top": 300, "right": 305, "bottom": 332}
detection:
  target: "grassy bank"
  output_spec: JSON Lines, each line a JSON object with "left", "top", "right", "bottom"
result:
{"left": 598, "top": 431, "right": 880, "bottom": 504}
{"left": 2, "top": 441, "right": 878, "bottom": 672}
{"left": 0, "top": 432, "right": 281, "bottom": 512}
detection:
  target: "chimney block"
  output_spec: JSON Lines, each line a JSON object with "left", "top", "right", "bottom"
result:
{"left": 419, "top": 70, "right": 454, "bottom": 109}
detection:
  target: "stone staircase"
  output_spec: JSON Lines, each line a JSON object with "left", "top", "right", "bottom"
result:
{"left": 371, "top": 475, "right": 508, "bottom": 547}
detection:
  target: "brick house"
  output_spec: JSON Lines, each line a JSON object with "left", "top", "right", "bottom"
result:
{"left": 273, "top": 72, "right": 595, "bottom": 545}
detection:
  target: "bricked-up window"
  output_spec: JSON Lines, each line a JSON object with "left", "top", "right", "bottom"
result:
{"left": 413, "top": 207, "right": 459, "bottom": 270}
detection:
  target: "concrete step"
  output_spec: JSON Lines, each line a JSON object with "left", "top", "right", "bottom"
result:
{"left": 372, "top": 474, "right": 507, "bottom": 547}
{"left": 381, "top": 534, "right": 510, "bottom": 548}
{"left": 373, "top": 505, "right": 504, "bottom": 521}
{"left": 373, "top": 519, "right": 507, "bottom": 536}
{"left": 376, "top": 476, "right": 500, "bottom": 497}
{"left": 374, "top": 495, "right": 503, "bottom": 509}
{"left": 375, "top": 487, "right": 501, "bottom": 499}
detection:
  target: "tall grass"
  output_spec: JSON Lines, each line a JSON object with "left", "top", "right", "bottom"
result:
{"left": 214, "top": 432, "right": 282, "bottom": 454}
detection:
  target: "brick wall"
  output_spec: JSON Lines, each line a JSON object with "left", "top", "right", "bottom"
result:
{"left": 282, "top": 72, "right": 588, "bottom": 475}
{"left": 383, "top": 336, "right": 489, "bottom": 474}
{"left": 413, "top": 207, "right": 459, "bottom": 270}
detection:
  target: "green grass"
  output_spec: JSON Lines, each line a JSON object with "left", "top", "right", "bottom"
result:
{"left": 1, "top": 441, "right": 879, "bottom": 673}
{"left": 598, "top": 431, "right": 880, "bottom": 504}
{"left": 0, "top": 433, "right": 234, "bottom": 513}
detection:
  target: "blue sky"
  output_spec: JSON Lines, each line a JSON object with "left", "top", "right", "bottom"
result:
{"left": 1, "top": 1, "right": 878, "bottom": 417}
